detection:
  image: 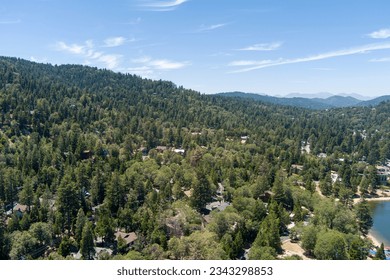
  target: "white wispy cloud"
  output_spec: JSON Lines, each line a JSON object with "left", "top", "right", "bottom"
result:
{"left": 103, "top": 37, "right": 127, "bottom": 47}
{"left": 139, "top": 0, "right": 188, "bottom": 11}
{"left": 228, "top": 60, "right": 272, "bottom": 66}
{"left": 229, "top": 42, "right": 390, "bottom": 73}
{"left": 237, "top": 42, "right": 282, "bottom": 51}
{"left": 149, "top": 59, "right": 189, "bottom": 70}
{"left": 56, "top": 41, "right": 87, "bottom": 55}
{"left": 30, "top": 56, "right": 48, "bottom": 63}
{"left": 197, "top": 23, "right": 227, "bottom": 32}
{"left": 128, "top": 55, "right": 190, "bottom": 76}
{"left": 54, "top": 40, "right": 122, "bottom": 69}
{"left": 369, "top": 57, "right": 390, "bottom": 62}
{"left": 131, "top": 56, "right": 152, "bottom": 64}
{"left": 125, "top": 66, "right": 154, "bottom": 77}
{"left": 368, "top": 28, "right": 390, "bottom": 39}
{"left": 98, "top": 54, "right": 122, "bottom": 69}
{"left": 132, "top": 56, "right": 190, "bottom": 69}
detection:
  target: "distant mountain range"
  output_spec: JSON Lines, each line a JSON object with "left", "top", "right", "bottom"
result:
{"left": 283, "top": 92, "right": 372, "bottom": 100}
{"left": 216, "top": 92, "right": 390, "bottom": 110}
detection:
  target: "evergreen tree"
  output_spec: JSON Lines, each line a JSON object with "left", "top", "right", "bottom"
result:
{"left": 220, "top": 233, "right": 233, "bottom": 258}
{"left": 272, "top": 172, "right": 286, "bottom": 205}
{"left": 319, "top": 172, "right": 332, "bottom": 196}
{"left": 359, "top": 175, "right": 369, "bottom": 196}
{"left": 58, "top": 236, "right": 72, "bottom": 257}
{"left": 19, "top": 180, "right": 35, "bottom": 213}
{"left": 355, "top": 200, "right": 373, "bottom": 236}
{"left": 347, "top": 235, "right": 369, "bottom": 260}
{"left": 374, "top": 243, "right": 386, "bottom": 260}
{"left": 19, "top": 213, "right": 31, "bottom": 231}
{"left": 0, "top": 201, "right": 10, "bottom": 259}
{"left": 95, "top": 206, "right": 115, "bottom": 243}
{"left": 301, "top": 225, "right": 318, "bottom": 256}
{"left": 105, "top": 172, "right": 125, "bottom": 214}
{"left": 74, "top": 208, "right": 86, "bottom": 246}
{"left": 191, "top": 171, "right": 213, "bottom": 211}
{"left": 91, "top": 170, "right": 105, "bottom": 206}
{"left": 7, "top": 212, "right": 20, "bottom": 232}
{"left": 338, "top": 186, "right": 353, "bottom": 207}
{"left": 253, "top": 210, "right": 281, "bottom": 253}
{"left": 293, "top": 201, "right": 303, "bottom": 222}
{"left": 80, "top": 222, "right": 95, "bottom": 260}
{"left": 368, "top": 166, "right": 379, "bottom": 193}
{"left": 29, "top": 222, "right": 52, "bottom": 246}
{"left": 56, "top": 175, "right": 80, "bottom": 235}
{"left": 232, "top": 230, "right": 244, "bottom": 259}
{"left": 4, "top": 169, "right": 19, "bottom": 214}
{"left": 248, "top": 246, "right": 277, "bottom": 260}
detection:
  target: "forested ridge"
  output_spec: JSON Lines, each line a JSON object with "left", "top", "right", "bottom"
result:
{"left": 0, "top": 56, "right": 389, "bottom": 260}
{"left": 217, "top": 91, "right": 390, "bottom": 109}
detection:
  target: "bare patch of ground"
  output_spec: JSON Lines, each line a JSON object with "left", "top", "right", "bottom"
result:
{"left": 280, "top": 239, "right": 310, "bottom": 260}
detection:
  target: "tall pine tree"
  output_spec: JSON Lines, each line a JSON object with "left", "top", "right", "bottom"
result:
{"left": 80, "top": 222, "right": 95, "bottom": 260}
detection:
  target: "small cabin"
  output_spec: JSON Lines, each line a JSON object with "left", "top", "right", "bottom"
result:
{"left": 115, "top": 231, "right": 138, "bottom": 247}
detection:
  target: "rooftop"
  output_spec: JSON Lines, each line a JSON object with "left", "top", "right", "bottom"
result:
{"left": 115, "top": 231, "right": 137, "bottom": 245}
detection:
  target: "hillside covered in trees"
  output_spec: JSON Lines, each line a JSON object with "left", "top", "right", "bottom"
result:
{"left": 0, "top": 56, "right": 389, "bottom": 260}
{"left": 217, "top": 91, "right": 390, "bottom": 110}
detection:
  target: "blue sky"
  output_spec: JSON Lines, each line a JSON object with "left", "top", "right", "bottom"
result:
{"left": 2, "top": 0, "right": 390, "bottom": 97}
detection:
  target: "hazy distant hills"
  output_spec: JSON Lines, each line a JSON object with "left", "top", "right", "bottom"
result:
{"left": 357, "top": 95, "right": 390, "bottom": 107}
{"left": 216, "top": 92, "right": 390, "bottom": 110}
{"left": 312, "top": 95, "right": 361, "bottom": 108}
{"left": 284, "top": 92, "right": 372, "bottom": 100}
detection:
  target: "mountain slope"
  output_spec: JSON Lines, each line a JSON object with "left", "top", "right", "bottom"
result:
{"left": 357, "top": 95, "right": 390, "bottom": 107}
{"left": 313, "top": 95, "right": 361, "bottom": 107}
{"left": 285, "top": 92, "right": 372, "bottom": 100}
{"left": 1, "top": 56, "right": 390, "bottom": 261}
{"left": 217, "top": 91, "right": 331, "bottom": 109}
{"left": 217, "top": 91, "right": 388, "bottom": 109}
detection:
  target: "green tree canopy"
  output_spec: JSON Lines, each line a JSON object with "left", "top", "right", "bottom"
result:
{"left": 80, "top": 222, "right": 95, "bottom": 260}
{"left": 314, "top": 230, "right": 348, "bottom": 260}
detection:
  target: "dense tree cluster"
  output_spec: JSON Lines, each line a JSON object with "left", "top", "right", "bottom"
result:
{"left": 0, "top": 57, "right": 388, "bottom": 260}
